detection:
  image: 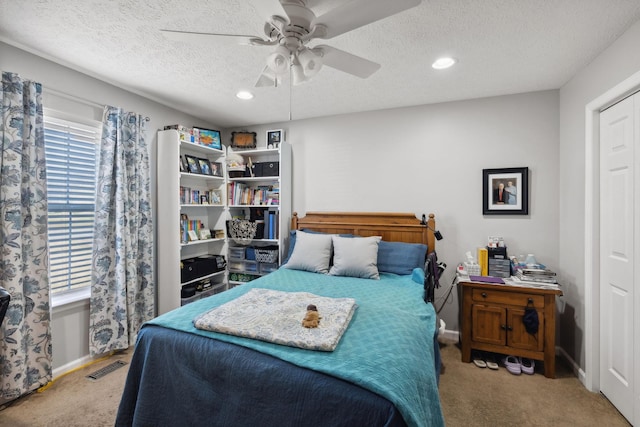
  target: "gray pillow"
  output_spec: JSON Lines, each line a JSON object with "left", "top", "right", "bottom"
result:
{"left": 329, "top": 235, "right": 381, "bottom": 279}
{"left": 283, "top": 231, "right": 333, "bottom": 274}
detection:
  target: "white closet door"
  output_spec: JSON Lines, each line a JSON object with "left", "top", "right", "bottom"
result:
{"left": 635, "top": 91, "right": 640, "bottom": 426}
{"left": 599, "top": 93, "right": 636, "bottom": 424}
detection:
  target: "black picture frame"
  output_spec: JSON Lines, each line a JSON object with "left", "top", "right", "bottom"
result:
{"left": 184, "top": 155, "right": 201, "bottom": 174}
{"left": 482, "top": 167, "right": 529, "bottom": 215}
{"left": 230, "top": 131, "right": 257, "bottom": 150}
{"left": 211, "top": 161, "right": 223, "bottom": 177}
{"left": 194, "top": 127, "right": 222, "bottom": 150}
{"left": 197, "top": 158, "right": 212, "bottom": 175}
{"left": 266, "top": 129, "right": 283, "bottom": 147}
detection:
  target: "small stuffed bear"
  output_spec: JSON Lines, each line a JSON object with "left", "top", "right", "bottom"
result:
{"left": 302, "top": 304, "right": 321, "bottom": 328}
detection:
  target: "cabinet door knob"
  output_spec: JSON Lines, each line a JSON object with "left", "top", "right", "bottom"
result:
{"left": 500, "top": 324, "right": 507, "bottom": 330}
{"left": 481, "top": 292, "right": 487, "bottom": 298}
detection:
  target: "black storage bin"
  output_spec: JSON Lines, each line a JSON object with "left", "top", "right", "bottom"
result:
{"left": 180, "top": 258, "right": 199, "bottom": 283}
{"left": 181, "top": 284, "right": 196, "bottom": 298}
{"left": 195, "top": 254, "right": 226, "bottom": 275}
{"left": 248, "top": 163, "right": 260, "bottom": 177}
{"left": 261, "top": 161, "right": 279, "bottom": 177}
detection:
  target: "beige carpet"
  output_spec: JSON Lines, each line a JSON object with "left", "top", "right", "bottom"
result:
{"left": 438, "top": 339, "right": 630, "bottom": 426}
{"left": 0, "top": 350, "right": 132, "bottom": 427}
{"left": 0, "top": 341, "right": 630, "bottom": 426}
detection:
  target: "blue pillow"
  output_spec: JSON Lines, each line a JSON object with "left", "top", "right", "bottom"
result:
{"left": 377, "top": 241, "right": 428, "bottom": 275}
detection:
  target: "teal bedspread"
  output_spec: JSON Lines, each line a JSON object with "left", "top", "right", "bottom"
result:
{"left": 149, "top": 268, "right": 444, "bottom": 427}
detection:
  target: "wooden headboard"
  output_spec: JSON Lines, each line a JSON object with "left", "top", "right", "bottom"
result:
{"left": 291, "top": 212, "right": 436, "bottom": 254}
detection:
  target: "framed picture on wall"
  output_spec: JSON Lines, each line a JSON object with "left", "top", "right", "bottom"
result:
{"left": 266, "top": 129, "right": 283, "bottom": 148}
{"left": 482, "top": 167, "right": 529, "bottom": 215}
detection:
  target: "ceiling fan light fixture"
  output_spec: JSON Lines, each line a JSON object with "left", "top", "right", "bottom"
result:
{"left": 291, "top": 62, "right": 306, "bottom": 86}
{"left": 266, "top": 45, "right": 291, "bottom": 75}
{"left": 298, "top": 48, "right": 323, "bottom": 77}
{"left": 432, "top": 57, "right": 457, "bottom": 70}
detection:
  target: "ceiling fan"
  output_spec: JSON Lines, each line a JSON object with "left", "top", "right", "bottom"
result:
{"left": 162, "top": 0, "right": 422, "bottom": 87}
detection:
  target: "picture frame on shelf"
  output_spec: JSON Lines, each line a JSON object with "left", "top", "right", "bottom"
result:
{"left": 210, "top": 189, "right": 222, "bottom": 205}
{"left": 199, "top": 228, "right": 212, "bottom": 240}
{"left": 184, "top": 155, "right": 201, "bottom": 174}
{"left": 187, "top": 230, "right": 199, "bottom": 241}
{"left": 230, "top": 131, "right": 257, "bottom": 150}
{"left": 198, "top": 158, "right": 213, "bottom": 175}
{"left": 194, "top": 127, "right": 222, "bottom": 150}
{"left": 200, "top": 194, "right": 209, "bottom": 205}
{"left": 211, "top": 161, "right": 223, "bottom": 177}
{"left": 482, "top": 167, "right": 529, "bottom": 215}
{"left": 266, "top": 129, "right": 283, "bottom": 149}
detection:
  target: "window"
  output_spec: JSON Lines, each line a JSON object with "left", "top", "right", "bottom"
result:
{"left": 44, "top": 114, "right": 101, "bottom": 295}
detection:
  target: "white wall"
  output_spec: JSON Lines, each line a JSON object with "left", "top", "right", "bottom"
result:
{"left": 14, "top": 20, "right": 633, "bottom": 372}
{"left": 1, "top": 41, "right": 219, "bottom": 371}
{"left": 230, "top": 89, "right": 560, "bottom": 332}
{"left": 558, "top": 19, "right": 640, "bottom": 369}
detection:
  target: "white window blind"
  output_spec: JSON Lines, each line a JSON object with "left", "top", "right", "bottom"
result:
{"left": 44, "top": 115, "right": 100, "bottom": 294}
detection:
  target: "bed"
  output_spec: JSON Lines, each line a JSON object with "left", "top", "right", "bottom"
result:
{"left": 116, "top": 212, "right": 444, "bottom": 427}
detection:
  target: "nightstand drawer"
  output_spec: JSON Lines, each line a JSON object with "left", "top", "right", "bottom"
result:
{"left": 472, "top": 289, "right": 544, "bottom": 308}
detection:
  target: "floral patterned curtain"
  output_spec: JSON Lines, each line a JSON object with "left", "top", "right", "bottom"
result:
{"left": 0, "top": 72, "right": 51, "bottom": 405}
{"left": 89, "top": 106, "right": 154, "bottom": 356}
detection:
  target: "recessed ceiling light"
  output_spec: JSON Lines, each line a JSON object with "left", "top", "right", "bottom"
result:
{"left": 236, "top": 91, "right": 254, "bottom": 100}
{"left": 432, "top": 57, "right": 457, "bottom": 70}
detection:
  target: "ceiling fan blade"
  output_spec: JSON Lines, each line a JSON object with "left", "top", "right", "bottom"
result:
{"left": 312, "top": 0, "right": 421, "bottom": 39}
{"left": 315, "top": 45, "right": 380, "bottom": 79}
{"left": 161, "top": 29, "right": 267, "bottom": 46}
{"left": 253, "top": 0, "right": 289, "bottom": 23}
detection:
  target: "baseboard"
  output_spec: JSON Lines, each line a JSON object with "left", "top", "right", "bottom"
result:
{"left": 557, "top": 346, "right": 587, "bottom": 386}
{"left": 52, "top": 354, "right": 93, "bottom": 379}
{"left": 439, "top": 328, "right": 460, "bottom": 343}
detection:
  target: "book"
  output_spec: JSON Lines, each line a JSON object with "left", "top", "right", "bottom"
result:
{"left": 470, "top": 275, "right": 504, "bottom": 284}
{"left": 515, "top": 271, "right": 558, "bottom": 284}
{"left": 520, "top": 268, "right": 556, "bottom": 276}
{"left": 268, "top": 211, "right": 276, "bottom": 239}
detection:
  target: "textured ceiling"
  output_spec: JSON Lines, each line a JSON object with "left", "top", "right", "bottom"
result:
{"left": 1, "top": 0, "right": 640, "bottom": 127}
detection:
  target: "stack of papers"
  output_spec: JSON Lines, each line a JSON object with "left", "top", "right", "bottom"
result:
{"left": 514, "top": 266, "right": 558, "bottom": 284}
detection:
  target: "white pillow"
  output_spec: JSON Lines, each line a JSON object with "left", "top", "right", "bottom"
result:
{"left": 284, "top": 231, "right": 333, "bottom": 274}
{"left": 329, "top": 235, "right": 382, "bottom": 279}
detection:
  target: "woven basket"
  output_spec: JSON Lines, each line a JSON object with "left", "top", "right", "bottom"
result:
{"left": 255, "top": 247, "right": 278, "bottom": 263}
{"left": 227, "top": 220, "right": 257, "bottom": 245}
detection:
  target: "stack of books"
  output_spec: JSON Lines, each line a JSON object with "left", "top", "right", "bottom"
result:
{"left": 513, "top": 266, "right": 559, "bottom": 288}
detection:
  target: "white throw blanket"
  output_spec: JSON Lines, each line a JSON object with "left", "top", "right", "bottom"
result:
{"left": 193, "top": 288, "right": 357, "bottom": 351}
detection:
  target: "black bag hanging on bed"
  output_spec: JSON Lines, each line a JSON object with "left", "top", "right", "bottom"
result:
{"left": 424, "top": 252, "right": 445, "bottom": 303}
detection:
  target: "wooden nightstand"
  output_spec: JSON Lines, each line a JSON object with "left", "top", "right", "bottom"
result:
{"left": 459, "top": 280, "right": 563, "bottom": 378}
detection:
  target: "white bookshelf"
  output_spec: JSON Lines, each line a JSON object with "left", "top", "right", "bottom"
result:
{"left": 156, "top": 129, "right": 227, "bottom": 315}
{"left": 226, "top": 143, "right": 291, "bottom": 287}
